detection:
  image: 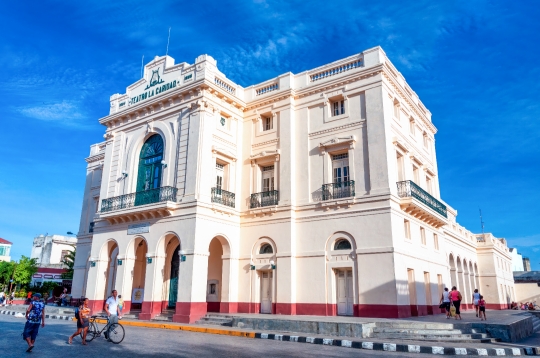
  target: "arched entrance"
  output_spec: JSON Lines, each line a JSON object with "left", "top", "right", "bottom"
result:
{"left": 169, "top": 246, "right": 180, "bottom": 308}
{"left": 206, "top": 236, "right": 231, "bottom": 313}
{"left": 131, "top": 238, "right": 148, "bottom": 310}
{"left": 99, "top": 240, "right": 119, "bottom": 301}
{"left": 207, "top": 237, "right": 224, "bottom": 312}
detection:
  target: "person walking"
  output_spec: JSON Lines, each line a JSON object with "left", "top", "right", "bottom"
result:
{"left": 118, "top": 295, "right": 124, "bottom": 319}
{"left": 439, "top": 287, "right": 452, "bottom": 319}
{"left": 478, "top": 295, "right": 487, "bottom": 320}
{"left": 472, "top": 289, "right": 481, "bottom": 317}
{"left": 60, "top": 288, "right": 68, "bottom": 306}
{"left": 104, "top": 290, "right": 120, "bottom": 340}
{"left": 68, "top": 298, "right": 91, "bottom": 345}
{"left": 23, "top": 293, "right": 45, "bottom": 352}
{"left": 450, "top": 286, "right": 462, "bottom": 320}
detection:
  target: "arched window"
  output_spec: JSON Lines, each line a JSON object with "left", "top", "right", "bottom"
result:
{"left": 136, "top": 134, "right": 164, "bottom": 192}
{"left": 259, "top": 243, "right": 273, "bottom": 254}
{"left": 334, "top": 239, "right": 352, "bottom": 250}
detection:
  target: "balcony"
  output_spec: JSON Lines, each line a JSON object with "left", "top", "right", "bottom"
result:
{"left": 211, "top": 187, "right": 235, "bottom": 208}
{"left": 396, "top": 180, "right": 447, "bottom": 228}
{"left": 322, "top": 180, "right": 355, "bottom": 201}
{"left": 250, "top": 190, "right": 279, "bottom": 209}
{"left": 99, "top": 186, "right": 178, "bottom": 224}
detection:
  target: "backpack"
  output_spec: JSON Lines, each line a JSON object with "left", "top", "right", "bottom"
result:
{"left": 74, "top": 306, "right": 80, "bottom": 320}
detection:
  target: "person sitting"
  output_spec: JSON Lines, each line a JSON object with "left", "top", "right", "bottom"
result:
{"left": 529, "top": 302, "right": 535, "bottom": 310}
{"left": 522, "top": 302, "right": 528, "bottom": 310}
{"left": 60, "top": 288, "right": 68, "bottom": 306}
{"left": 511, "top": 301, "right": 518, "bottom": 310}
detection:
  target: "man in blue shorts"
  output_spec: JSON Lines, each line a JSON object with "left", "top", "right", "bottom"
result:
{"left": 23, "top": 293, "right": 45, "bottom": 352}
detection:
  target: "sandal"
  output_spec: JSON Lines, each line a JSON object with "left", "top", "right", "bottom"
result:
{"left": 68, "top": 337, "right": 72, "bottom": 345}
{"left": 26, "top": 346, "right": 34, "bottom": 352}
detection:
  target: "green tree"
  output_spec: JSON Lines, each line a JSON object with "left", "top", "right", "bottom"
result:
{"left": 0, "top": 261, "right": 16, "bottom": 288}
{"left": 61, "top": 248, "right": 76, "bottom": 279}
{"left": 13, "top": 256, "right": 38, "bottom": 286}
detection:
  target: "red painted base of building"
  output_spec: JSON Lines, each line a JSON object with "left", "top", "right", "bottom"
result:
{"left": 87, "top": 300, "right": 512, "bottom": 321}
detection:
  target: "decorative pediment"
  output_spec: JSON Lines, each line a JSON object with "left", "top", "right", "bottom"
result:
{"left": 392, "top": 136, "right": 409, "bottom": 153}
{"left": 250, "top": 149, "right": 280, "bottom": 161}
{"left": 319, "top": 135, "right": 355, "bottom": 153}
{"left": 212, "top": 145, "right": 237, "bottom": 161}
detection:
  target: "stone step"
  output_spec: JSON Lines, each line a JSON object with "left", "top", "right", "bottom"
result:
{"left": 373, "top": 334, "right": 498, "bottom": 343}
{"left": 375, "top": 322, "right": 454, "bottom": 330}
{"left": 372, "top": 328, "right": 465, "bottom": 335}
{"left": 373, "top": 332, "right": 488, "bottom": 339}
{"left": 152, "top": 316, "right": 172, "bottom": 322}
{"left": 122, "top": 313, "right": 139, "bottom": 319}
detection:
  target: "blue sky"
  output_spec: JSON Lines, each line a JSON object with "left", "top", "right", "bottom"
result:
{"left": 0, "top": 1, "right": 538, "bottom": 268}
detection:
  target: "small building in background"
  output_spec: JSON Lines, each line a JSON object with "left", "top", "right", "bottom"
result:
{"left": 30, "top": 234, "right": 77, "bottom": 291}
{"left": 0, "top": 238, "right": 12, "bottom": 262}
{"left": 510, "top": 248, "right": 525, "bottom": 272}
{"left": 514, "top": 271, "right": 540, "bottom": 304}
{"left": 523, "top": 257, "right": 532, "bottom": 272}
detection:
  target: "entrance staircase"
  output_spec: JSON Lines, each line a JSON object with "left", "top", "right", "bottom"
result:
{"left": 195, "top": 313, "right": 233, "bottom": 327}
{"left": 531, "top": 313, "right": 540, "bottom": 332}
{"left": 151, "top": 308, "right": 175, "bottom": 322}
{"left": 369, "top": 321, "right": 499, "bottom": 343}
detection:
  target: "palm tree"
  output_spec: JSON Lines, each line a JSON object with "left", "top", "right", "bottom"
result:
{"left": 61, "top": 249, "right": 76, "bottom": 279}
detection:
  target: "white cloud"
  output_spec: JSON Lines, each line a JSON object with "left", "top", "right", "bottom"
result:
{"left": 506, "top": 234, "right": 540, "bottom": 248}
{"left": 17, "top": 100, "right": 87, "bottom": 126}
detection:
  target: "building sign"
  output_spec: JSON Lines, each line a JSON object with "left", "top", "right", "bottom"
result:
{"left": 127, "top": 222, "right": 150, "bottom": 235}
{"left": 132, "top": 288, "right": 144, "bottom": 303}
{"left": 128, "top": 67, "right": 177, "bottom": 106}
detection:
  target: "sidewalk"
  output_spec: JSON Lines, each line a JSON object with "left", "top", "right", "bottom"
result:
{"left": 2, "top": 305, "right": 540, "bottom": 356}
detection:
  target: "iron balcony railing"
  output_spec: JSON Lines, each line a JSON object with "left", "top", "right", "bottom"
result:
{"left": 211, "top": 187, "right": 235, "bottom": 208}
{"left": 89, "top": 222, "right": 95, "bottom": 233}
{"left": 101, "top": 186, "right": 177, "bottom": 213}
{"left": 396, "top": 180, "right": 447, "bottom": 218}
{"left": 250, "top": 190, "right": 279, "bottom": 208}
{"left": 322, "top": 180, "right": 355, "bottom": 201}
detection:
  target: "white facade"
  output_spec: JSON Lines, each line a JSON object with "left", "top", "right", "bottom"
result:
{"left": 30, "top": 234, "right": 77, "bottom": 266}
{"left": 510, "top": 248, "right": 525, "bottom": 272}
{"left": 73, "top": 47, "right": 515, "bottom": 322}
{"left": 0, "top": 238, "right": 12, "bottom": 262}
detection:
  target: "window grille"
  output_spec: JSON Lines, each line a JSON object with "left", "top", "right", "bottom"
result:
{"left": 332, "top": 100, "right": 345, "bottom": 116}
{"left": 332, "top": 153, "right": 348, "bottom": 160}
{"left": 262, "top": 165, "right": 274, "bottom": 171}
{"left": 216, "top": 163, "right": 224, "bottom": 170}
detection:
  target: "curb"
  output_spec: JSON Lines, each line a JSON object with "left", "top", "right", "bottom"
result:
{"left": 2, "top": 309, "right": 539, "bottom": 355}
{"left": 255, "top": 333, "right": 540, "bottom": 356}
{"left": 1, "top": 309, "right": 72, "bottom": 321}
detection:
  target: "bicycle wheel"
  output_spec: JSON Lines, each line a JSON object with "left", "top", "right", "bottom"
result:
{"left": 81, "top": 322, "right": 98, "bottom": 342}
{"left": 107, "top": 323, "right": 125, "bottom": 344}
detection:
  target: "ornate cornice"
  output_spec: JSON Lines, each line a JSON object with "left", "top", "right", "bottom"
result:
{"left": 308, "top": 121, "right": 364, "bottom": 138}
{"left": 212, "top": 134, "right": 236, "bottom": 148}
{"left": 252, "top": 138, "right": 279, "bottom": 148}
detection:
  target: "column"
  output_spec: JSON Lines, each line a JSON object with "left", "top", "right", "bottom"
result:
{"left": 139, "top": 252, "right": 167, "bottom": 320}
{"left": 86, "top": 257, "right": 107, "bottom": 313}
{"left": 114, "top": 255, "right": 136, "bottom": 313}
{"left": 173, "top": 252, "right": 209, "bottom": 323}
{"left": 219, "top": 256, "right": 239, "bottom": 313}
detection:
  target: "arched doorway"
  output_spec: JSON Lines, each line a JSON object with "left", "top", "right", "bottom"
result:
{"left": 207, "top": 237, "right": 224, "bottom": 312}
{"left": 99, "top": 240, "right": 119, "bottom": 301}
{"left": 131, "top": 239, "right": 148, "bottom": 310}
{"left": 168, "top": 246, "right": 180, "bottom": 308}
{"left": 135, "top": 134, "right": 164, "bottom": 206}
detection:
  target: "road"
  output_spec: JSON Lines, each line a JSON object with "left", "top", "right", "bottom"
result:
{"left": 1, "top": 314, "right": 430, "bottom": 357}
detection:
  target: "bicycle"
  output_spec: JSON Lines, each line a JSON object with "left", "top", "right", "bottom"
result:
{"left": 81, "top": 315, "right": 125, "bottom": 344}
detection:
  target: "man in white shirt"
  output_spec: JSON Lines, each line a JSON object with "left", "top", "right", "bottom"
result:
{"left": 104, "top": 290, "right": 119, "bottom": 340}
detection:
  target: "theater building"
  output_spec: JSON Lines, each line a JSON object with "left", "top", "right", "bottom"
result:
{"left": 72, "top": 46, "right": 515, "bottom": 323}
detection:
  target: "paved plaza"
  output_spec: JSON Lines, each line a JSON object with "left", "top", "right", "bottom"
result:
{"left": 0, "top": 314, "right": 424, "bottom": 358}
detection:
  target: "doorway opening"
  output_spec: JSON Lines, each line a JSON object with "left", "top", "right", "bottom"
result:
{"left": 260, "top": 271, "right": 273, "bottom": 314}
{"left": 336, "top": 269, "right": 353, "bottom": 316}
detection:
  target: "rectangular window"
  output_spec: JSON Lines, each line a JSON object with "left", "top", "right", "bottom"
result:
{"left": 410, "top": 119, "right": 415, "bottom": 135}
{"left": 216, "top": 163, "right": 224, "bottom": 190}
{"left": 433, "top": 234, "right": 439, "bottom": 250}
{"left": 393, "top": 101, "right": 400, "bottom": 119}
{"left": 420, "top": 227, "right": 426, "bottom": 245}
{"left": 423, "top": 134, "right": 428, "bottom": 148}
{"left": 263, "top": 116, "right": 273, "bottom": 131}
{"left": 332, "top": 100, "right": 345, "bottom": 116}
{"left": 396, "top": 153, "right": 404, "bottom": 181}
{"left": 413, "top": 165, "right": 419, "bottom": 184}
{"left": 0, "top": 247, "right": 5, "bottom": 256}
{"left": 262, "top": 165, "right": 275, "bottom": 192}
{"left": 424, "top": 272, "right": 432, "bottom": 306}
{"left": 426, "top": 176, "right": 432, "bottom": 194}
{"left": 332, "top": 153, "right": 349, "bottom": 183}
{"left": 404, "top": 220, "right": 411, "bottom": 240}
